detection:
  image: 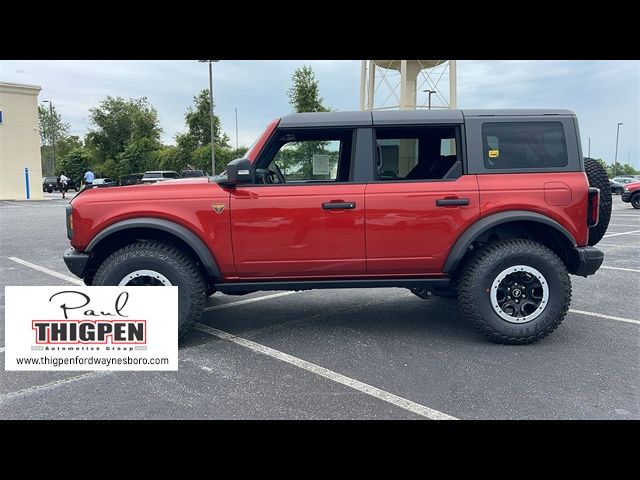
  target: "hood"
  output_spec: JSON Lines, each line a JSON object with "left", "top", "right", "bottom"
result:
{"left": 71, "top": 176, "right": 222, "bottom": 205}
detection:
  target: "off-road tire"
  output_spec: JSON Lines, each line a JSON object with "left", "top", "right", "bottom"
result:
{"left": 457, "top": 239, "right": 571, "bottom": 344}
{"left": 584, "top": 157, "right": 612, "bottom": 246}
{"left": 93, "top": 241, "right": 206, "bottom": 338}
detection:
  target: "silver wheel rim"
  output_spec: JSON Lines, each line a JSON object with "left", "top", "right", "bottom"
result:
{"left": 118, "top": 269, "right": 172, "bottom": 286}
{"left": 490, "top": 265, "right": 549, "bottom": 324}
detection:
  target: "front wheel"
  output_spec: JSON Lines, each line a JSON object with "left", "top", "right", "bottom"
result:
{"left": 93, "top": 241, "right": 206, "bottom": 338}
{"left": 632, "top": 194, "right": 640, "bottom": 209}
{"left": 457, "top": 239, "right": 571, "bottom": 344}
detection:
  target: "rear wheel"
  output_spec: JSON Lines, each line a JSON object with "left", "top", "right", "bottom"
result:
{"left": 457, "top": 239, "right": 571, "bottom": 344}
{"left": 584, "top": 157, "right": 612, "bottom": 246}
{"left": 93, "top": 241, "right": 206, "bottom": 338}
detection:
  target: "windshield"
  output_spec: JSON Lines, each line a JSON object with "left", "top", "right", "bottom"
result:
{"left": 44, "top": 177, "right": 58, "bottom": 182}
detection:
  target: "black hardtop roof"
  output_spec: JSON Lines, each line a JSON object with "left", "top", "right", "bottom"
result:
{"left": 279, "top": 109, "right": 576, "bottom": 127}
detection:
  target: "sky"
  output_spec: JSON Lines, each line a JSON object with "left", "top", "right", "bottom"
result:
{"left": 1, "top": 60, "right": 638, "bottom": 168}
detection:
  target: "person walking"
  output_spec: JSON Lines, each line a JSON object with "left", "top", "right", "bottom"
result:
{"left": 83, "top": 168, "right": 95, "bottom": 187}
{"left": 59, "top": 171, "right": 69, "bottom": 199}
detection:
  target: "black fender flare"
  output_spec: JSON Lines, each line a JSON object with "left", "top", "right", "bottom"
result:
{"left": 443, "top": 211, "right": 577, "bottom": 273}
{"left": 86, "top": 217, "right": 221, "bottom": 279}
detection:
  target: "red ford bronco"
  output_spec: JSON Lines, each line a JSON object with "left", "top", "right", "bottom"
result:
{"left": 63, "top": 110, "right": 611, "bottom": 344}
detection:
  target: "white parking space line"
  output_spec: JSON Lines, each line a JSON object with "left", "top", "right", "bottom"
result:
{"left": 603, "top": 229, "right": 640, "bottom": 238}
{"left": 569, "top": 309, "right": 640, "bottom": 326}
{"left": 0, "top": 372, "right": 111, "bottom": 404}
{"left": 7, "top": 257, "right": 83, "bottom": 285}
{"left": 0, "top": 347, "right": 5, "bottom": 353}
{"left": 194, "top": 322, "right": 457, "bottom": 420}
{"left": 608, "top": 224, "right": 640, "bottom": 228}
{"left": 598, "top": 243, "right": 640, "bottom": 248}
{"left": 205, "top": 291, "right": 298, "bottom": 311}
{"left": 601, "top": 266, "right": 640, "bottom": 273}
{"left": 610, "top": 214, "right": 640, "bottom": 218}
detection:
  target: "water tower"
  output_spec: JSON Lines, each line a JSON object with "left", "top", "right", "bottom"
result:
{"left": 359, "top": 60, "right": 457, "bottom": 110}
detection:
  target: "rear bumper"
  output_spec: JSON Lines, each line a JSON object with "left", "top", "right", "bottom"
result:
{"left": 63, "top": 248, "right": 89, "bottom": 278}
{"left": 570, "top": 246, "right": 604, "bottom": 277}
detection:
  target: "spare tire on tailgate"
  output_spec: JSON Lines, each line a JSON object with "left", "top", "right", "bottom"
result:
{"left": 584, "top": 157, "right": 611, "bottom": 246}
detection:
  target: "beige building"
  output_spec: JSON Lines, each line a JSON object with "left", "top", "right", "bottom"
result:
{"left": 0, "top": 82, "right": 44, "bottom": 200}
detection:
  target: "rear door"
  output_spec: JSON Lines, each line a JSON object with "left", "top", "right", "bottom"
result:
{"left": 365, "top": 122, "right": 480, "bottom": 274}
{"left": 230, "top": 127, "right": 366, "bottom": 278}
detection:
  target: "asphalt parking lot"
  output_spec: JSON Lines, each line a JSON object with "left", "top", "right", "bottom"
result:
{"left": 1, "top": 192, "right": 638, "bottom": 419}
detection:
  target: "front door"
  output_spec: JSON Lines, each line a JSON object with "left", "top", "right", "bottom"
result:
{"left": 365, "top": 124, "right": 480, "bottom": 274}
{"left": 230, "top": 128, "right": 366, "bottom": 278}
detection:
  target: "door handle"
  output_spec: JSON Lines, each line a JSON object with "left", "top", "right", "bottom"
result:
{"left": 322, "top": 201, "right": 356, "bottom": 210}
{"left": 436, "top": 198, "right": 470, "bottom": 207}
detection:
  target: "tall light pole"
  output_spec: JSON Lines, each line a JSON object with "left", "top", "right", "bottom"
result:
{"left": 587, "top": 136, "right": 591, "bottom": 158}
{"left": 235, "top": 108, "right": 238, "bottom": 150}
{"left": 423, "top": 89, "right": 436, "bottom": 110}
{"left": 199, "top": 60, "right": 219, "bottom": 175}
{"left": 614, "top": 122, "right": 623, "bottom": 177}
{"left": 42, "top": 100, "right": 55, "bottom": 175}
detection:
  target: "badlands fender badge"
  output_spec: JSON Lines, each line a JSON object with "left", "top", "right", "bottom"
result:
{"left": 212, "top": 203, "right": 226, "bottom": 214}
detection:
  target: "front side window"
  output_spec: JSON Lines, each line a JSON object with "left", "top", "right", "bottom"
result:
{"left": 482, "top": 122, "right": 568, "bottom": 169}
{"left": 257, "top": 129, "right": 354, "bottom": 184}
{"left": 374, "top": 126, "right": 461, "bottom": 181}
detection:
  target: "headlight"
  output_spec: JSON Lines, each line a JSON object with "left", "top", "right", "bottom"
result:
{"left": 623, "top": 186, "right": 629, "bottom": 192}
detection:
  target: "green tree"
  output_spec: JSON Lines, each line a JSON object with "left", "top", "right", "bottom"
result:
{"left": 287, "top": 65, "right": 329, "bottom": 113}
{"left": 614, "top": 163, "right": 640, "bottom": 176}
{"left": 86, "top": 96, "right": 162, "bottom": 165}
{"left": 190, "top": 145, "right": 239, "bottom": 175}
{"left": 116, "top": 138, "right": 162, "bottom": 177}
{"left": 157, "top": 146, "right": 187, "bottom": 173}
{"left": 175, "top": 89, "right": 230, "bottom": 153}
{"left": 283, "top": 65, "right": 332, "bottom": 177}
{"left": 39, "top": 104, "right": 71, "bottom": 175}
{"left": 56, "top": 135, "right": 83, "bottom": 156}
{"left": 59, "top": 147, "right": 92, "bottom": 182}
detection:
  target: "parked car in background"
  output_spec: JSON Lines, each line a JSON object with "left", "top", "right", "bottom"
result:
{"left": 42, "top": 176, "right": 59, "bottom": 193}
{"left": 181, "top": 169, "right": 208, "bottom": 178}
{"left": 141, "top": 171, "right": 180, "bottom": 183}
{"left": 120, "top": 173, "right": 144, "bottom": 186}
{"left": 622, "top": 182, "right": 640, "bottom": 209}
{"left": 609, "top": 179, "right": 625, "bottom": 195}
{"left": 91, "top": 178, "right": 119, "bottom": 187}
{"left": 42, "top": 176, "right": 80, "bottom": 193}
{"left": 612, "top": 176, "right": 638, "bottom": 185}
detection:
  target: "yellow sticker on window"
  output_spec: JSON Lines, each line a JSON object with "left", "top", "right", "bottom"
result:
{"left": 488, "top": 149, "right": 500, "bottom": 158}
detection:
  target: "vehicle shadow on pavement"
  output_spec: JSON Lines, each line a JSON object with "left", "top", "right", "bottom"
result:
{"left": 180, "top": 291, "right": 483, "bottom": 349}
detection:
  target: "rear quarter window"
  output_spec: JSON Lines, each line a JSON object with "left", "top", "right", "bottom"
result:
{"left": 482, "top": 122, "right": 568, "bottom": 170}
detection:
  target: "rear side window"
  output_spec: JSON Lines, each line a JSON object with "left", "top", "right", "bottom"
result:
{"left": 482, "top": 122, "right": 568, "bottom": 170}
{"left": 374, "top": 126, "right": 461, "bottom": 181}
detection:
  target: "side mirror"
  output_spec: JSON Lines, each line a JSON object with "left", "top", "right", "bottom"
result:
{"left": 219, "top": 158, "right": 253, "bottom": 187}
